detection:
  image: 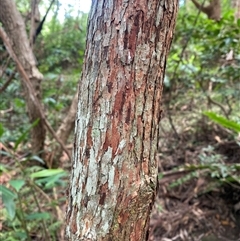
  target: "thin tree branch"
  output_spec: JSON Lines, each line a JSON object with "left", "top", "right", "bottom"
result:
{"left": 0, "top": 69, "right": 15, "bottom": 94}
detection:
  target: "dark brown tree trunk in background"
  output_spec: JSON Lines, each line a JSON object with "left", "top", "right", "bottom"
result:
{"left": 66, "top": 0, "right": 178, "bottom": 240}
{"left": 191, "top": 0, "right": 221, "bottom": 21}
{"left": 0, "top": 0, "right": 46, "bottom": 154}
{"left": 54, "top": 92, "right": 78, "bottom": 161}
{"left": 29, "top": 0, "right": 41, "bottom": 47}
{"left": 56, "top": 93, "right": 78, "bottom": 145}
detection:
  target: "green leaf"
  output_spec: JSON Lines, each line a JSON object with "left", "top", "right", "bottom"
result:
{"left": 31, "top": 155, "right": 45, "bottom": 165}
{"left": 25, "top": 212, "right": 51, "bottom": 221}
{"left": 14, "top": 119, "right": 40, "bottom": 150}
{"left": 237, "top": 18, "right": 240, "bottom": 28}
{"left": 0, "top": 123, "right": 4, "bottom": 137}
{"left": 30, "top": 169, "right": 65, "bottom": 178}
{"left": 0, "top": 164, "right": 8, "bottom": 174}
{"left": 15, "top": 231, "right": 28, "bottom": 240}
{"left": 9, "top": 180, "right": 25, "bottom": 192}
{"left": 35, "top": 172, "right": 67, "bottom": 188}
{"left": 203, "top": 112, "right": 240, "bottom": 133}
{"left": 13, "top": 98, "right": 25, "bottom": 108}
{"left": 0, "top": 185, "right": 16, "bottom": 220}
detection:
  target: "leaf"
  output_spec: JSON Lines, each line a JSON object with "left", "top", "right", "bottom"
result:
{"left": 1, "top": 185, "right": 16, "bottom": 220}
{"left": 25, "top": 212, "right": 51, "bottom": 221}
{"left": 14, "top": 119, "right": 40, "bottom": 151}
{"left": 203, "top": 112, "right": 240, "bottom": 133}
{"left": 0, "top": 123, "right": 4, "bottom": 137}
{"left": 237, "top": 18, "right": 240, "bottom": 28}
{"left": 35, "top": 172, "right": 67, "bottom": 188}
{"left": 0, "top": 150, "right": 13, "bottom": 158}
{"left": 30, "top": 169, "right": 65, "bottom": 178}
{"left": 9, "top": 180, "right": 25, "bottom": 192}
{"left": 13, "top": 98, "right": 25, "bottom": 108}
{"left": 0, "top": 164, "right": 8, "bottom": 173}
{"left": 31, "top": 155, "right": 45, "bottom": 165}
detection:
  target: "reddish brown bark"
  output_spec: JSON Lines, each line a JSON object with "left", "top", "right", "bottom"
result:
{"left": 66, "top": 0, "right": 178, "bottom": 240}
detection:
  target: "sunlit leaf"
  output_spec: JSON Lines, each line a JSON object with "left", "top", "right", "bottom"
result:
{"left": 30, "top": 169, "right": 65, "bottom": 178}
{"left": 9, "top": 180, "right": 25, "bottom": 192}
{"left": 203, "top": 112, "right": 240, "bottom": 133}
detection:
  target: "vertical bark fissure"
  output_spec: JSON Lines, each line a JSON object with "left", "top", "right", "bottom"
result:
{"left": 66, "top": 0, "right": 178, "bottom": 240}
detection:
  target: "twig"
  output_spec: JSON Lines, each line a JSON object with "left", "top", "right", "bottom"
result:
{"left": 158, "top": 169, "right": 192, "bottom": 185}
{"left": 0, "top": 69, "right": 16, "bottom": 94}
{"left": 0, "top": 55, "right": 11, "bottom": 78}
{"left": 207, "top": 95, "right": 229, "bottom": 118}
{"left": 0, "top": 26, "right": 71, "bottom": 160}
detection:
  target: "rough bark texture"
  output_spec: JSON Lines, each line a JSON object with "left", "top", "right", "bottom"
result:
{"left": 0, "top": 0, "right": 46, "bottom": 154}
{"left": 66, "top": 0, "right": 178, "bottom": 240}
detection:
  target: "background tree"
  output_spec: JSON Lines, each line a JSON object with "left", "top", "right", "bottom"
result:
{"left": 0, "top": 0, "right": 46, "bottom": 154}
{"left": 65, "top": 0, "right": 178, "bottom": 240}
{"left": 191, "top": 0, "right": 221, "bottom": 21}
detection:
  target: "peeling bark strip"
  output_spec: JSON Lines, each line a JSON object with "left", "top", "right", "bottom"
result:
{"left": 66, "top": 0, "right": 178, "bottom": 240}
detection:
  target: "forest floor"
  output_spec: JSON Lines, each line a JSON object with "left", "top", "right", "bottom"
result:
{"left": 1, "top": 91, "right": 239, "bottom": 241}
{"left": 149, "top": 97, "right": 240, "bottom": 241}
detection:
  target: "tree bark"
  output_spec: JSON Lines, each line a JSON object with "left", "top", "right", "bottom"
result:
{"left": 56, "top": 92, "right": 78, "bottom": 145}
{"left": 0, "top": 0, "right": 46, "bottom": 154}
{"left": 29, "top": 0, "right": 41, "bottom": 46}
{"left": 66, "top": 0, "right": 178, "bottom": 240}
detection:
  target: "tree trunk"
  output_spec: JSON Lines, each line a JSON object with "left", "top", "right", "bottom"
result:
{"left": 0, "top": 0, "right": 46, "bottom": 154}
{"left": 232, "top": 0, "right": 240, "bottom": 20}
{"left": 66, "top": 0, "right": 178, "bottom": 240}
{"left": 54, "top": 92, "right": 78, "bottom": 161}
{"left": 191, "top": 0, "right": 221, "bottom": 21}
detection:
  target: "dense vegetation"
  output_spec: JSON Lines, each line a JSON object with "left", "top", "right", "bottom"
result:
{"left": 0, "top": 1, "right": 239, "bottom": 240}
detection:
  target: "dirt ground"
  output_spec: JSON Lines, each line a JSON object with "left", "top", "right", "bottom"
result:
{"left": 148, "top": 115, "right": 240, "bottom": 241}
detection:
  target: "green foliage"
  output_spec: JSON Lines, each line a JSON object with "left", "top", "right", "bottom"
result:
{"left": 165, "top": 145, "right": 239, "bottom": 191}
{"left": 36, "top": 13, "right": 88, "bottom": 73}
{"left": 0, "top": 9, "right": 87, "bottom": 141}
{"left": 0, "top": 131, "right": 67, "bottom": 240}
{"left": 1, "top": 185, "right": 17, "bottom": 220}
{"left": 166, "top": 8, "right": 240, "bottom": 98}
{"left": 162, "top": 4, "right": 240, "bottom": 195}
{"left": 0, "top": 77, "right": 30, "bottom": 144}
{"left": 204, "top": 111, "right": 240, "bottom": 133}
{"left": 1, "top": 164, "right": 67, "bottom": 240}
